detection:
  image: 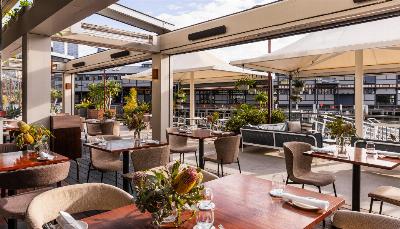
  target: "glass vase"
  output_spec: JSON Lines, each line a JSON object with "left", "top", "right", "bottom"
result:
{"left": 336, "top": 136, "right": 347, "bottom": 156}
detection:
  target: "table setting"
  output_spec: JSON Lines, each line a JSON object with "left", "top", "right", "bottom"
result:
{"left": 269, "top": 174, "right": 330, "bottom": 212}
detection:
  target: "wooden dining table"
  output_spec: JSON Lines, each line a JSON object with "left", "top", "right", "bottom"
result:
{"left": 83, "top": 174, "right": 344, "bottom": 229}
{"left": 304, "top": 147, "right": 400, "bottom": 211}
{"left": 168, "top": 129, "right": 235, "bottom": 169}
{"left": 84, "top": 139, "right": 168, "bottom": 192}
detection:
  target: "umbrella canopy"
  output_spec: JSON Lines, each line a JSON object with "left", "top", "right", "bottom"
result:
{"left": 122, "top": 51, "right": 268, "bottom": 83}
{"left": 230, "top": 16, "right": 400, "bottom": 77}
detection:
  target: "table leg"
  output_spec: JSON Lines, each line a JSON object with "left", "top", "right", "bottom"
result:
{"left": 122, "top": 151, "right": 130, "bottom": 192}
{"left": 352, "top": 164, "right": 361, "bottom": 211}
{"left": 7, "top": 190, "right": 17, "bottom": 229}
{"left": 199, "top": 139, "right": 204, "bottom": 169}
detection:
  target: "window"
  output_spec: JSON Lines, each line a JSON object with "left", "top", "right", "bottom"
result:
{"left": 376, "top": 94, "right": 395, "bottom": 105}
{"left": 364, "top": 75, "right": 376, "bottom": 84}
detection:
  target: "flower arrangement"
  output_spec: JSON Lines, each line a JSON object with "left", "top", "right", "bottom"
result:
{"left": 132, "top": 161, "right": 204, "bottom": 226}
{"left": 126, "top": 113, "right": 146, "bottom": 139}
{"left": 207, "top": 112, "right": 220, "bottom": 129}
{"left": 326, "top": 117, "right": 357, "bottom": 153}
{"left": 15, "top": 121, "right": 52, "bottom": 150}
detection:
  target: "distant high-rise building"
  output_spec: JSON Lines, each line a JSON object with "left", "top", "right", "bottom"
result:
{"left": 51, "top": 41, "right": 79, "bottom": 58}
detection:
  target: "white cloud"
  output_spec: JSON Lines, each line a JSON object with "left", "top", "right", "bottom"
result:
{"left": 157, "top": 0, "right": 303, "bottom": 62}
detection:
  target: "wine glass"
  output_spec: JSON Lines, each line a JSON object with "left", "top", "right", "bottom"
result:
{"left": 196, "top": 206, "right": 214, "bottom": 229}
{"left": 202, "top": 187, "right": 214, "bottom": 205}
{"left": 271, "top": 174, "right": 286, "bottom": 197}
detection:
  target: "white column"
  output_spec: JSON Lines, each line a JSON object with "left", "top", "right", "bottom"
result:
{"left": 355, "top": 50, "right": 364, "bottom": 137}
{"left": 189, "top": 72, "right": 195, "bottom": 126}
{"left": 62, "top": 73, "right": 75, "bottom": 115}
{"left": 151, "top": 54, "right": 173, "bottom": 141}
{"left": 22, "top": 33, "right": 51, "bottom": 127}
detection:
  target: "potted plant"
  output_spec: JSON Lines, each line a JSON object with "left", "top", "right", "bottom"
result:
{"left": 290, "top": 95, "right": 303, "bottom": 104}
{"left": 103, "top": 109, "right": 116, "bottom": 120}
{"left": 326, "top": 117, "right": 356, "bottom": 155}
{"left": 19, "top": 0, "right": 33, "bottom": 14}
{"left": 132, "top": 161, "right": 204, "bottom": 227}
{"left": 292, "top": 79, "right": 305, "bottom": 94}
{"left": 87, "top": 81, "right": 121, "bottom": 119}
{"left": 235, "top": 77, "right": 256, "bottom": 91}
{"left": 225, "top": 104, "right": 267, "bottom": 133}
{"left": 255, "top": 91, "right": 268, "bottom": 109}
{"left": 175, "top": 89, "right": 187, "bottom": 104}
{"left": 75, "top": 99, "right": 92, "bottom": 118}
{"left": 271, "top": 109, "right": 286, "bottom": 124}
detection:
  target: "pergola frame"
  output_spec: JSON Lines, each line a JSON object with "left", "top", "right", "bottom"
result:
{"left": 2, "top": 0, "right": 400, "bottom": 140}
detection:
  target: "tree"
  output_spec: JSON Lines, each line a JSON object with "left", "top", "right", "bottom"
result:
{"left": 123, "top": 88, "right": 138, "bottom": 116}
{"left": 88, "top": 80, "right": 121, "bottom": 110}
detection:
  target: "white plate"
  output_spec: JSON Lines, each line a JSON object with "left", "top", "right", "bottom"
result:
{"left": 269, "top": 189, "right": 284, "bottom": 198}
{"left": 290, "top": 200, "right": 320, "bottom": 211}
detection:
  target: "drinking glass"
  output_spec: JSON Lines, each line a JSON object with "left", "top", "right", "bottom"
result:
{"left": 202, "top": 187, "right": 214, "bottom": 205}
{"left": 271, "top": 174, "right": 286, "bottom": 197}
{"left": 196, "top": 206, "right": 214, "bottom": 229}
{"left": 366, "top": 141, "right": 375, "bottom": 154}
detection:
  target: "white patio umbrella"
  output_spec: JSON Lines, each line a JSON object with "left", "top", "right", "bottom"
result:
{"left": 231, "top": 16, "right": 400, "bottom": 137}
{"left": 123, "top": 51, "right": 268, "bottom": 124}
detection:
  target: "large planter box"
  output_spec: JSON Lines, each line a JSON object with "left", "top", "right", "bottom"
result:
{"left": 87, "top": 109, "right": 104, "bottom": 120}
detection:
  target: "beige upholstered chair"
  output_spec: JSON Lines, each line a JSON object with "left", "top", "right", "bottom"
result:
{"left": 25, "top": 183, "right": 133, "bottom": 229}
{"left": 86, "top": 122, "right": 102, "bottom": 136}
{"left": 368, "top": 186, "right": 400, "bottom": 214}
{"left": 87, "top": 135, "right": 123, "bottom": 186}
{"left": 203, "top": 135, "right": 241, "bottom": 177}
{"left": 283, "top": 142, "right": 337, "bottom": 196}
{"left": 332, "top": 210, "right": 400, "bottom": 229}
{"left": 166, "top": 127, "right": 198, "bottom": 166}
{"left": 0, "top": 162, "right": 70, "bottom": 227}
{"left": 122, "top": 145, "right": 170, "bottom": 191}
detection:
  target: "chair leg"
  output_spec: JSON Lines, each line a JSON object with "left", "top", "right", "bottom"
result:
{"left": 317, "top": 186, "right": 321, "bottom": 193}
{"left": 217, "top": 162, "right": 220, "bottom": 177}
{"left": 286, "top": 175, "right": 289, "bottom": 185}
{"left": 74, "top": 159, "right": 80, "bottom": 183}
{"left": 194, "top": 151, "right": 198, "bottom": 167}
{"left": 237, "top": 157, "right": 242, "bottom": 174}
{"left": 101, "top": 172, "right": 104, "bottom": 183}
{"left": 220, "top": 160, "right": 224, "bottom": 177}
{"left": 179, "top": 153, "right": 182, "bottom": 163}
{"left": 1, "top": 189, "right": 6, "bottom": 198}
{"left": 322, "top": 219, "right": 326, "bottom": 228}
{"left": 332, "top": 182, "right": 337, "bottom": 197}
{"left": 7, "top": 219, "right": 17, "bottom": 229}
{"left": 302, "top": 184, "right": 305, "bottom": 189}
{"left": 56, "top": 181, "right": 62, "bottom": 187}
{"left": 115, "top": 172, "right": 118, "bottom": 187}
{"left": 369, "top": 198, "right": 374, "bottom": 213}
{"left": 129, "top": 183, "right": 133, "bottom": 194}
{"left": 86, "top": 162, "right": 92, "bottom": 183}
{"left": 182, "top": 153, "right": 185, "bottom": 163}
{"left": 379, "top": 201, "right": 383, "bottom": 214}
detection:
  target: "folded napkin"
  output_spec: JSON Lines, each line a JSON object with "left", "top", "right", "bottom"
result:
{"left": 377, "top": 151, "right": 400, "bottom": 158}
{"left": 56, "top": 211, "right": 81, "bottom": 229}
{"left": 282, "top": 193, "right": 329, "bottom": 210}
{"left": 38, "top": 152, "right": 55, "bottom": 160}
{"left": 311, "top": 146, "right": 335, "bottom": 154}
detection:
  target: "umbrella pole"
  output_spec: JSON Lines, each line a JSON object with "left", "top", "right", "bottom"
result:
{"left": 288, "top": 74, "right": 292, "bottom": 121}
{"left": 103, "top": 69, "right": 106, "bottom": 111}
{"left": 267, "top": 39, "right": 272, "bottom": 124}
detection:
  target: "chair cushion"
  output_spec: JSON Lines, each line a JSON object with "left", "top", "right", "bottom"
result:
{"left": 287, "top": 121, "right": 302, "bottom": 133}
{"left": 0, "top": 188, "right": 52, "bottom": 219}
{"left": 295, "top": 172, "right": 335, "bottom": 187}
{"left": 170, "top": 146, "right": 197, "bottom": 154}
{"left": 369, "top": 186, "right": 400, "bottom": 206}
{"left": 93, "top": 160, "right": 123, "bottom": 172}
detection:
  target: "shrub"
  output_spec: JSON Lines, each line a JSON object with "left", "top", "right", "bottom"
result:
{"left": 271, "top": 109, "right": 286, "bottom": 124}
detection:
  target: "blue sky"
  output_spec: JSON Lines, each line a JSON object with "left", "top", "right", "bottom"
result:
{"left": 79, "top": 0, "right": 302, "bottom": 62}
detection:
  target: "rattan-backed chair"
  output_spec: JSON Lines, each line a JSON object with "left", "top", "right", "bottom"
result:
{"left": 25, "top": 183, "right": 133, "bottom": 229}
{"left": 283, "top": 142, "right": 337, "bottom": 196}
{"left": 203, "top": 135, "right": 241, "bottom": 177}
{"left": 332, "top": 210, "right": 400, "bottom": 229}
{"left": 122, "top": 145, "right": 170, "bottom": 191}
{"left": 368, "top": 186, "right": 400, "bottom": 214}
{"left": 0, "top": 161, "right": 70, "bottom": 228}
{"left": 87, "top": 135, "right": 123, "bottom": 186}
{"left": 166, "top": 127, "right": 198, "bottom": 166}
{"left": 0, "top": 143, "right": 20, "bottom": 198}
